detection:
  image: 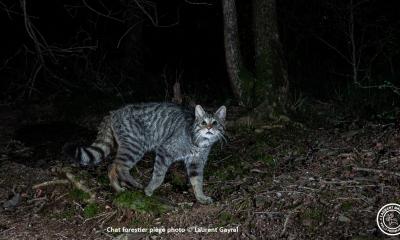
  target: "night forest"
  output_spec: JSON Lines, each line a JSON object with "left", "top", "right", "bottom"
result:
{"left": 0, "top": 0, "right": 400, "bottom": 239}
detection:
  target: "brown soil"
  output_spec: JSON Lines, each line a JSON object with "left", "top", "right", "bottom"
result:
{"left": 0, "top": 103, "right": 399, "bottom": 240}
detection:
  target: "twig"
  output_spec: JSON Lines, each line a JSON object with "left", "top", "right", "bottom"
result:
{"left": 54, "top": 193, "right": 69, "bottom": 202}
{"left": 214, "top": 154, "right": 232, "bottom": 164}
{"left": 353, "top": 166, "right": 400, "bottom": 178}
{"left": 298, "top": 186, "right": 318, "bottom": 192}
{"left": 32, "top": 179, "right": 69, "bottom": 189}
{"left": 254, "top": 211, "right": 283, "bottom": 217}
{"left": 73, "top": 200, "right": 84, "bottom": 211}
{"left": 82, "top": 0, "right": 124, "bottom": 23}
{"left": 280, "top": 205, "right": 302, "bottom": 237}
{"left": 0, "top": 226, "right": 16, "bottom": 235}
{"left": 320, "top": 179, "right": 360, "bottom": 185}
{"left": 133, "top": 0, "right": 158, "bottom": 26}
{"left": 250, "top": 169, "right": 267, "bottom": 174}
{"left": 132, "top": 0, "right": 180, "bottom": 27}
{"left": 62, "top": 168, "right": 96, "bottom": 203}
{"left": 280, "top": 212, "right": 292, "bottom": 237}
{"left": 55, "top": 233, "right": 68, "bottom": 239}
{"left": 83, "top": 210, "right": 115, "bottom": 224}
{"left": 184, "top": 0, "right": 213, "bottom": 6}
{"left": 172, "top": 81, "right": 182, "bottom": 104}
{"left": 99, "top": 210, "right": 117, "bottom": 228}
{"left": 117, "top": 21, "right": 143, "bottom": 48}
{"left": 27, "top": 197, "right": 47, "bottom": 203}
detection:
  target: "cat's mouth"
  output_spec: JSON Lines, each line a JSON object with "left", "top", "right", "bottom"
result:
{"left": 206, "top": 131, "right": 214, "bottom": 135}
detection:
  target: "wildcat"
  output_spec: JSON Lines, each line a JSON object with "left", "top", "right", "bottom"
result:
{"left": 64, "top": 102, "right": 226, "bottom": 204}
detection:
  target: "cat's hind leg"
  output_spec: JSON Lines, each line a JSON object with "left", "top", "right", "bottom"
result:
{"left": 108, "top": 121, "right": 145, "bottom": 191}
{"left": 108, "top": 163, "right": 126, "bottom": 192}
{"left": 109, "top": 160, "right": 143, "bottom": 191}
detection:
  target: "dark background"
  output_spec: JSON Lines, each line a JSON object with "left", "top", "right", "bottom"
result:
{"left": 0, "top": 0, "right": 399, "bottom": 118}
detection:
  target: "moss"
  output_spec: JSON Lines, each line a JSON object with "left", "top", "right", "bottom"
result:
{"left": 352, "top": 235, "right": 382, "bottom": 240}
{"left": 301, "top": 207, "right": 327, "bottom": 230}
{"left": 341, "top": 201, "right": 353, "bottom": 212}
{"left": 97, "top": 175, "right": 110, "bottom": 186}
{"left": 54, "top": 207, "right": 75, "bottom": 220}
{"left": 208, "top": 166, "right": 229, "bottom": 181}
{"left": 131, "top": 218, "right": 142, "bottom": 227}
{"left": 258, "top": 154, "right": 276, "bottom": 168}
{"left": 351, "top": 236, "right": 381, "bottom": 240}
{"left": 84, "top": 203, "right": 99, "bottom": 218}
{"left": 170, "top": 172, "right": 187, "bottom": 192}
{"left": 254, "top": 130, "right": 282, "bottom": 148}
{"left": 215, "top": 161, "right": 249, "bottom": 181}
{"left": 113, "top": 191, "right": 171, "bottom": 215}
{"left": 218, "top": 211, "right": 237, "bottom": 225}
{"left": 303, "top": 208, "right": 324, "bottom": 222}
{"left": 69, "top": 188, "right": 90, "bottom": 201}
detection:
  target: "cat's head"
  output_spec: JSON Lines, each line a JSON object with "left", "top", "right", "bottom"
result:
{"left": 193, "top": 105, "right": 226, "bottom": 146}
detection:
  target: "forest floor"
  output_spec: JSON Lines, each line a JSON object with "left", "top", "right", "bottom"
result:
{"left": 0, "top": 101, "right": 399, "bottom": 240}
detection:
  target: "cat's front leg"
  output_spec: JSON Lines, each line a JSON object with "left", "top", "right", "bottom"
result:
{"left": 145, "top": 149, "right": 171, "bottom": 197}
{"left": 186, "top": 161, "right": 213, "bottom": 204}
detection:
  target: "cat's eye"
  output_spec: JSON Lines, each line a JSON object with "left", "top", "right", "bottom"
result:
{"left": 212, "top": 120, "right": 218, "bottom": 125}
{"left": 201, "top": 120, "right": 207, "bottom": 125}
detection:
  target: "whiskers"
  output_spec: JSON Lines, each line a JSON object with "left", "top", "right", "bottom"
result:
{"left": 216, "top": 131, "right": 227, "bottom": 145}
{"left": 194, "top": 132, "right": 202, "bottom": 144}
{"left": 192, "top": 126, "right": 227, "bottom": 148}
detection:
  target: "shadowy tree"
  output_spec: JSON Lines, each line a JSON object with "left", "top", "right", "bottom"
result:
{"left": 222, "top": 0, "right": 289, "bottom": 121}
{"left": 252, "top": 0, "right": 289, "bottom": 120}
{"left": 222, "top": 0, "right": 244, "bottom": 105}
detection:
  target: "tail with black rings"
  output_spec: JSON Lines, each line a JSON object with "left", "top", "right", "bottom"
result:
{"left": 63, "top": 116, "right": 115, "bottom": 166}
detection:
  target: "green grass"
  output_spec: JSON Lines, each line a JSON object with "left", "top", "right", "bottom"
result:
{"left": 56, "top": 208, "right": 76, "bottom": 220}
{"left": 258, "top": 153, "right": 276, "bottom": 167}
{"left": 341, "top": 201, "right": 353, "bottom": 212}
{"left": 96, "top": 175, "right": 110, "bottom": 186}
{"left": 303, "top": 208, "right": 325, "bottom": 222}
{"left": 69, "top": 188, "right": 90, "bottom": 201}
{"left": 113, "top": 191, "right": 171, "bottom": 215}
{"left": 84, "top": 203, "right": 99, "bottom": 218}
{"left": 218, "top": 211, "right": 238, "bottom": 225}
{"left": 169, "top": 171, "right": 187, "bottom": 191}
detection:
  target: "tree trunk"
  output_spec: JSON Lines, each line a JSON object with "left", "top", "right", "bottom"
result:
{"left": 222, "top": 0, "right": 244, "bottom": 105}
{"left": 222, "top": 0, "right": 289, "bottom": 119}
{"left": 252, "top": 0, "right": 289, "bottom": 120}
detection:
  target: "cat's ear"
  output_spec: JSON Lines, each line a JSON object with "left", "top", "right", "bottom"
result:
{"left": 215, "top": 106, "right": 226, "bottom": 122}
{"left": 195, "top": 105, "right": 206, "bottom": 119}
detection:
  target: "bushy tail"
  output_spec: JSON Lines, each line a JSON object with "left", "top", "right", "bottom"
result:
{"left": 63, "top": 116, "right": 115, "bottom": 166}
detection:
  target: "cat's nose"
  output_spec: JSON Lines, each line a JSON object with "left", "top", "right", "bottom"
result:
{"left": 206, "top": 125, "right": 212, "bottom": 130}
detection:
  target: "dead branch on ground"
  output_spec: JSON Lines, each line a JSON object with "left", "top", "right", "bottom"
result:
{"left": 32, "top": 179, "right": 69, "bottom": 189}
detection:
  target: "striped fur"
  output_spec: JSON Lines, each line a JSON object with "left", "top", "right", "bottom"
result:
{"left": 64, "top": 102, "right": 226, "bottom": 204}
{"left": 64, "top": 116, "right": 114, "bottom": 166}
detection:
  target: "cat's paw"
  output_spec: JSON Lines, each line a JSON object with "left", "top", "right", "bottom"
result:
{"left": 196, "top": 195, "right": 213, "bottom": 204}
{"left": 144, "top": 187, "right": 153, "bottom": 197}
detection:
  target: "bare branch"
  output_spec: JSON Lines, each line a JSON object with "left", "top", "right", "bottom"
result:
{"left": 63, "top": 168, "right": 96, "bottom": 203}
{"left": 313, "top": 34, "right": 351, "bottom": 64}
{"left": 82, "top": 0, "right": 124, "bottom": 23}
{"left": 184, "top": 0, "right": 213, "bottom": 6}
{"left": 32, "top": 179, "right": 69, "bottom": 189}
{"left": 117, "top": 21, "right": 144, "bottom": 48}
{"left": 354, "top": 167, "right": 400, "bottom": 178}
{"left": 132, "top": 0, "right": 158, "bottom": 26}
{"left": 132, "top": 0, "right": 180, "bottom": 27}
